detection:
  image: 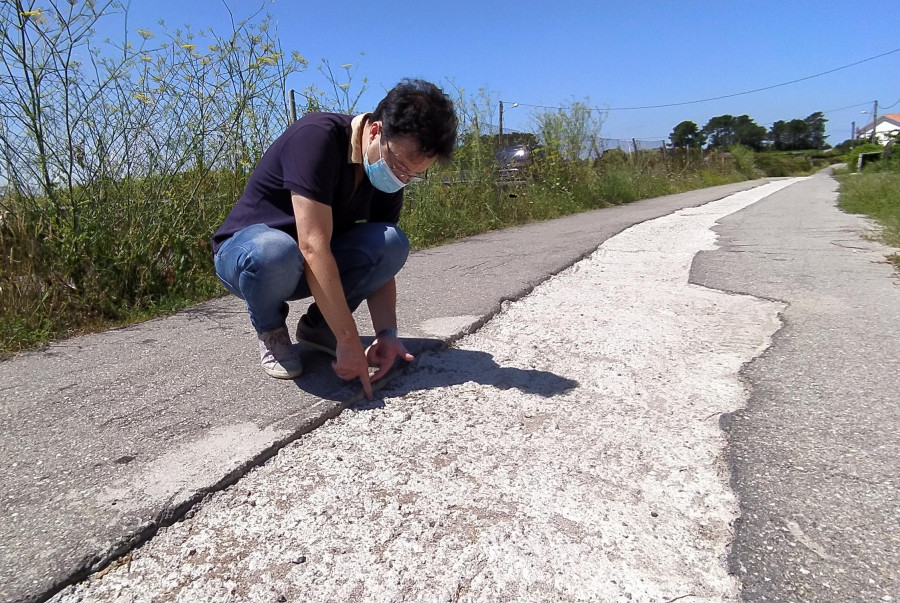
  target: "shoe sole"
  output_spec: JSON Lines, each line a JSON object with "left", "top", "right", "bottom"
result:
{"left": 263, "top": 368, "right": 303, "bottom": 379}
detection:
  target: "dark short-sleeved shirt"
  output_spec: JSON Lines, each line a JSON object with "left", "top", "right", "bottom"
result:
{"left": 211, "top": 112, "right": 403, "bottom": 254}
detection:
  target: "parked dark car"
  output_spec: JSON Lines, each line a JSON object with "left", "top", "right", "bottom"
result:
{"left": 495, "top": 144, "right": 537, "bottom": 181}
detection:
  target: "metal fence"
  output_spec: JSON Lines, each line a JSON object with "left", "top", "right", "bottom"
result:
{"left": 596, "top": 137, "right": 667, "bottom": 153}
{"left": 489, "top": 127, "right": 669, "bottom": 162}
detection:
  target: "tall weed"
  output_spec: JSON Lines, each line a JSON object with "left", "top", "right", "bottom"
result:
{"left": 0, "top": 1, "right": 303, "bottom": 354}
{"left": 839, "top": 172, "right": 900, "bottom": 246}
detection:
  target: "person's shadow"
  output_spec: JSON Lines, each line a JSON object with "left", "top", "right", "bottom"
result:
{"left": 292, "top": 338, "right": 579, "bottom": 406}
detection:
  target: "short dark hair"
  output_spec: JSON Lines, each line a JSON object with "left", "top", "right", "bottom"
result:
{"left": 372, "top": 79, "right": 458, "bottom": 162}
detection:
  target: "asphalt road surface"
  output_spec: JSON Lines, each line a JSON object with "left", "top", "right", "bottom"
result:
{"left": 693, "top": 173, "right": 899, "bottom": 602}
{"left": 3, "top": 174, "right": 897, "bottom": 602}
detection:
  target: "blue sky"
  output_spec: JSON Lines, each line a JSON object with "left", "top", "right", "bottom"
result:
{"left": 114, "top": 0, "right": 899, "bottom": 145}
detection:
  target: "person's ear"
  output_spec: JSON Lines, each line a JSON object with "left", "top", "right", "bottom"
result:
{"left": 368, "top": 120, "right": 381, "bottom": 142}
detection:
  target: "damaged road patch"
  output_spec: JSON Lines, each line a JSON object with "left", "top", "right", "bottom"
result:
{"left": 52, "top": 180, "right": 802, "bottom": 603}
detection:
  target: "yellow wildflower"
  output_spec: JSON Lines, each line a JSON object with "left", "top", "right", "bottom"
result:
{"left": 20, "top": 9, "right": 46, "bottom": 24}
{"left": 132, "top": 93, "right": 154, "bottom": 106}
{"left": 137, "top": 29, "right": 154, "bottom": 39}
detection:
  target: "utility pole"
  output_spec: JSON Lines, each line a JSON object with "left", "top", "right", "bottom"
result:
{"left": 289, "top": 89, "right": 297, "bottom": 123}
{"left": 498, "top": 101, "right": 518, "bottom": 144}
{"left": 871, "top": 99, "right": 879, "bottom": 143}
{"left": 852, "top": 121, "right": 856, "bottom": 141}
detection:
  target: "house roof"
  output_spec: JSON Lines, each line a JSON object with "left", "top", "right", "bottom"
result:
{"left": 859, "top": 113, "right": 900, "bottom": 132}
{"left": 883, "top": 113, "right": 900, "bottom": 127}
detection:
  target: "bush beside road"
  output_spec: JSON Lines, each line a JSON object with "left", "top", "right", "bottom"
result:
{"left": 837, "top": 146, "right": 900, "bottom": 269}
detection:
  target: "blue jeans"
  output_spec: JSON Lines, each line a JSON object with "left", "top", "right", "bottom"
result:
{"left": 214, "top": 222, "right": 410, "bottom": 333}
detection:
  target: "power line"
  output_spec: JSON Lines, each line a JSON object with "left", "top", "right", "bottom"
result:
{"left": 507, "top": 47, "right": 900, "bottom": 112}
{"left": 823, "top": 101, "right": 874, "bottom": 114}
{"left": 881, "top": 97, "right": 900, "bottom": 110}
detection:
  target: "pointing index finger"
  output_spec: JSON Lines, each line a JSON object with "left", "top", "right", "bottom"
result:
{"left": 360, "top": 369, "right": 373, "bottom": 399}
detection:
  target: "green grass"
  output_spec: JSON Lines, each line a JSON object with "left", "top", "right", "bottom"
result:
{"left": 838, "top": 159, "right": 900, "bottom": 268}
{"left": 401, "top": 158, "right": 744, "bottom": 249}
{"left": 0, "top": 151, "right": 775, "bottom": 358}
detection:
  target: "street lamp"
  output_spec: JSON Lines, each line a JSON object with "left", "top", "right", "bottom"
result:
{"left": 498, "top": 101, "right": 518, "bottom": 138}
{"left": 861, "top": 100, "right": 879, "bottom": 143}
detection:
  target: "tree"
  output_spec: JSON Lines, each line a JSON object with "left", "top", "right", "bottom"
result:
{"left": 805, "top": 111, "right": 827, "bottom": 150}
{"left": 769, "top": 120, "right": 789, "bottom": 150}
{"left": 734, "top": 115, "right": 767, "bottom": 151}
{"left": 702, "top": 114, "right": 737, "bottom": 149}
{"left": 669, "top": 120, "right": 706, "bottom": 149}
{"left": 768, "top": 112, "right": 828, "bottom": 150}
{"left": 702, "top": 114, "right": 766, "bottom": 150}
{"left": 787, "top": 119, "right": 810, "bottom": 149}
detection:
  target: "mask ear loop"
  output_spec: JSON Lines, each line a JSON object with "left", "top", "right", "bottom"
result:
{"left": 363, "top": 121, "right": 383, "bottom": 169}
{"left": 377, "top": 121, "right": 387, "bottom": 159}
{"left": 379, "top": 129, "right": 406, "bottom": 185}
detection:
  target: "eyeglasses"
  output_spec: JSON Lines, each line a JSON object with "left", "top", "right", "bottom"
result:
{"left": 381, "top": 133, "right": 426, "bottom": 182}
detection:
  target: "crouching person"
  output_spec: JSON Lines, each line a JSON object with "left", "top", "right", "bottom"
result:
{"left": 211, "top": 79, "right": 457, "bottom": 397}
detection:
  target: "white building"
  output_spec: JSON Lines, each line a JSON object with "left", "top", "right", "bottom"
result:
{"left": 857, "top": 113, "right": 900, "bottom": 144}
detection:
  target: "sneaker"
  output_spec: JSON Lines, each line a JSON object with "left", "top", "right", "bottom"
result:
{"left": 257, "top": 325, "right": 303, "bottom": 379}
{"left": 296, "top": 313, "right": 337, "bottom": 357}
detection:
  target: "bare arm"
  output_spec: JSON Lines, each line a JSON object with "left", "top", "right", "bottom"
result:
{"left": 366, "top": 276, "right": 398, "bottom": 334}
{"left": 365, "top": 276, "right": 414, "bottom": 382}
{"left": 292, "top": 191, "right": 372, "bottom": 397}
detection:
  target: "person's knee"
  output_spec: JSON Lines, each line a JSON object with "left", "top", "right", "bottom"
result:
{"left": 246, "top": 228, "right": 301, "bottom": 274}
{"left": 384, "top": 226, "right": 409, "bottom": 266}
{"left": 381, "top": 225, "right": 410, "bottom": 274}
{"left": 232, "top": 229, "right": 303, "bottom": 300}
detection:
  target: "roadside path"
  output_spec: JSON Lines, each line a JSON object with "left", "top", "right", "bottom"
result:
{"left": 50, "top": 180, "right": 800, "bottom": 602}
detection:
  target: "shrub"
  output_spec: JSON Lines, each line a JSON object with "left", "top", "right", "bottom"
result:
{"left": 844, "top": 143, "right": 884, "bottom": 172}
{"left": 729, "top": 145, "right": 762, "bottom": 179}
{"left": 754, "top": 153, "right": 814, "bottom": 177}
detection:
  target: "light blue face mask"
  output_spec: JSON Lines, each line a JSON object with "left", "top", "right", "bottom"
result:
{"left": 364, "top": 136, "right": 407, "bottom": 194}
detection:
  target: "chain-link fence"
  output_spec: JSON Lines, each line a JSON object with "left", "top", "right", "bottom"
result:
{"left": 595, "top": 137, "right": 667, "bottom": 154}
{"left": 499, "top": 128, "right": 668, "bottom": 160}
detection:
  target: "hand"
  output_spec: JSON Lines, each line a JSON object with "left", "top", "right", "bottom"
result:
{"left": 365, "top": 333, "right": 415, "bottom": 383}
{"left": 332, "top": 339, "right": 373, "bottom": 399}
